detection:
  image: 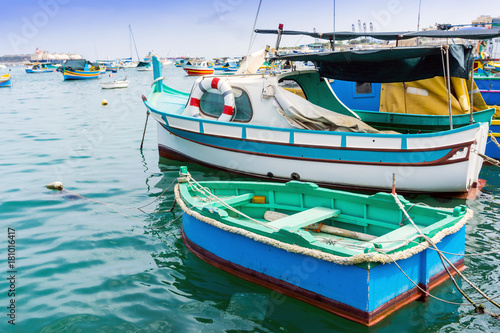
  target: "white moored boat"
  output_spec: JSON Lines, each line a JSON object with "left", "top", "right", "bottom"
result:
{"left": 142, "top": 47, "right": 489, "bottom": 195}
{"left": 100, "top": 78, "right": 129, "bottom": 89}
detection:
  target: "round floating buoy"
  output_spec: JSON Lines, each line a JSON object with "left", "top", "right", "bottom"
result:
{"left": 46, "top": 181, "right": 63, "bottom": 191}
{"left": 102, "top": 99, "right": 108, "bottom": 106}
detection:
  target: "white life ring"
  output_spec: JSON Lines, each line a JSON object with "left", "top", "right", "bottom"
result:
{"left": 188, "top": 77, "right": 235, "bottom": 121}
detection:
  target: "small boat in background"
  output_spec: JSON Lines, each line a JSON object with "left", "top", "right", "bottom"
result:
{"left": 183, "top": 61, "right": 214, "bottom": 76}
{"left": 25, "top": 62, "right": 57, "bottom": 73}
{"left": 0, "top": 74, "right": 12, "bottom": 87}
{"left": 59, "top": 59, "right": 101, "bottom": 80}
{"left": 97, "top": 60, "right": 120, "bottom": 73}
{"left": 161, "top": 59, "right": 173, "bottom": 66}
{"left": 136, "top": 61, "right": 153, "bottom": 71}
{"left": 175, "top": 166, "right": 471, "bottom": 326}
{"left": 100, "top": 76, "right": 129, "bottom": 89}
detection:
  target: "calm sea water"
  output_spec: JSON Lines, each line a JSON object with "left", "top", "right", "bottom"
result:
{"left": 1, "top": 65, "right": 500, "bottom": 333}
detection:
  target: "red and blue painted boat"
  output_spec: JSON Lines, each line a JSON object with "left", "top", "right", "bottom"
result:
{"left": 183, "top": 61, "right": 214, "bottom": 76}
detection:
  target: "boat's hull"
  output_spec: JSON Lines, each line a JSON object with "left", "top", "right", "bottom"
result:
{"left": 153, "top": 118, "right": 487, "bottom": 194}
{"left": 180, "top": 211, "right": 465, "bottom": 326}
{"left": 62, "top": 69, "right": 100, "bottom": 80}
{"left": 183, "top": 67, "right": 214, "bottom": 76}
{"left": 26, "top": 68, "right": 55, "bottom": 73}
{"left": 0, "top": 74, "right": 11, "bottom": 87}
{"left": 474, "top": 75, "right": 500, "bottom": 105}
{"left": 100, "top": 81, "right": 129, "bottom": 89}
{"left": 486, "top": 119, "right": 500, "bottom": 159}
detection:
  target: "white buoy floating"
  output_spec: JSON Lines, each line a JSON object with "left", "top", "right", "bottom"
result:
{"left": 102, "top": 99, "right": 108, "bottom": 106}
{"left": 46, "top": 181, "right": 63, "bottom": 191}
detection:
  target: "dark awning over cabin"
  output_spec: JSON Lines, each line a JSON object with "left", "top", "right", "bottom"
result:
{"left": 62, "top": 59, "right": 96, "bottom": 70}
{"left": 271, "top": 45, "right": 474, "bottom": 82}
{"left": 255, "top": 28, "right": 500, "bottom": 41}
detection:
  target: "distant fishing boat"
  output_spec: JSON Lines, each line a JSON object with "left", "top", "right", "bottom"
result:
{"left": 100, "top": 77, "right": 129, "bottom": 89}
{"left": 25, "top": 62, "right": 57, "bottom": 73}
{"left": 0, "top": 74, "right": 12, "bottom": 87}
{"left": 58, "top": 59, "right": 101, "bottom": 80}
{"left": 183, "top": 61, "right": 214, "bottom": 76}
{"left": 136, "top": 61, "right": 152, "bottom": 71}
{"left": 175, "top": 166, "right": 471, "bottom": 326}
{"left": 97, "top": 60, "right": 120, "bottom": 73}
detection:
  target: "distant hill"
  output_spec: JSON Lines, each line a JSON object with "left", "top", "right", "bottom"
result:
{"left": 0, "top": 54, "right": 30, "bottom": 63}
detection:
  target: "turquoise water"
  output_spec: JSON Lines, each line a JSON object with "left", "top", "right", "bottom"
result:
{"left": 1, "top": 66, "right": 500, "bottom": 332}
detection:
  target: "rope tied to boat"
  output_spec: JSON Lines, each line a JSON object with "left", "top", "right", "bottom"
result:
{"left": 392, "top": 190, "right": 500, "bottom": 316}
{"left": 473, "top": 131, "right": 500, "bottom": 167}
{"left": 182, "top": 173, "right": 279, "bottom": 231}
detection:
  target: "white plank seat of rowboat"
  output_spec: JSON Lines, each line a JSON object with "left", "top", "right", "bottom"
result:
{"left": 267, "top": 207, "right": 341, "bottom": 230}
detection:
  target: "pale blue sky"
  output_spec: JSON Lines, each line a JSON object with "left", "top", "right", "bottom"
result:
{"left": 1, "top": 0, "right": 499, "bottom": 59}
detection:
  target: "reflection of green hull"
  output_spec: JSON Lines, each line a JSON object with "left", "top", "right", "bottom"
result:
{"left": 354, "top": 108, "right": 496, "bottom": 133}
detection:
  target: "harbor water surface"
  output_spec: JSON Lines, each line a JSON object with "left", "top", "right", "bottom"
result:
{"left": 1, "top": 66, "right": 500, "bottom": 332}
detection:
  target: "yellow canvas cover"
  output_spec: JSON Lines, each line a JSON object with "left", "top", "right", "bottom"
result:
{"left": 380, "top": 77, "right": 491, "bottom": 115}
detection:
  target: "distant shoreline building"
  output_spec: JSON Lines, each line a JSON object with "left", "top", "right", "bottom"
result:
{"left": 30, "top": 49, "right": 82, "bottom": 63}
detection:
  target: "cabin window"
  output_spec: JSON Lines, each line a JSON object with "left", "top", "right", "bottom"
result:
{"left": 278, "top": 79, "right": 307, "bottom": 99}
{"left": 355, "top": 82, "right": 372, "bottom": 94}
{"left": 199, "top": 87, "right": 252, "bottom": 122}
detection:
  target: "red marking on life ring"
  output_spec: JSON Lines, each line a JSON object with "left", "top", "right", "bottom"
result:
{"left": 211, "top": 77, "right": 220, "bottom": 89}
{"left": 222, "top": 105, "right": 234, "bottom": 115}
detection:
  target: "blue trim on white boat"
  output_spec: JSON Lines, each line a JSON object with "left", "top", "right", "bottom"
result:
{"left": 164, "top": 125, "right": 455, "bottom": 164}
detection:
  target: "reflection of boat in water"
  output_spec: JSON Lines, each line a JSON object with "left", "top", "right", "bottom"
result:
{"left": 175, "top": 166, "right": 471, "bottom": 326}
{"left": 58, "top": 59, "right": 101, "bottom": 80}
{"left": 143, "top": 50, "right": 488, "bottom": 195}
{"left": 0, "top": 74, "right": 12, "bottom": 87}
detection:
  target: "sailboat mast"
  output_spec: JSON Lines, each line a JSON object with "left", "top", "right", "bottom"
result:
{"left": 129, "top": 25, "right": 141, "bottom": 61}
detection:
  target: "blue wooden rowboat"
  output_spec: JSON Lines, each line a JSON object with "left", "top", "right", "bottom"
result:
{"left": 175, "top": 167, "right": 470, "bottom": 326}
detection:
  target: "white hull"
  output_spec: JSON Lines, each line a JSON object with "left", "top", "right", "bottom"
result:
{"left": 100, "top": 80, "right": 129, "bottom": 89}
{"left": 155, "top": 121, "right": 487, "bottom": 193}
